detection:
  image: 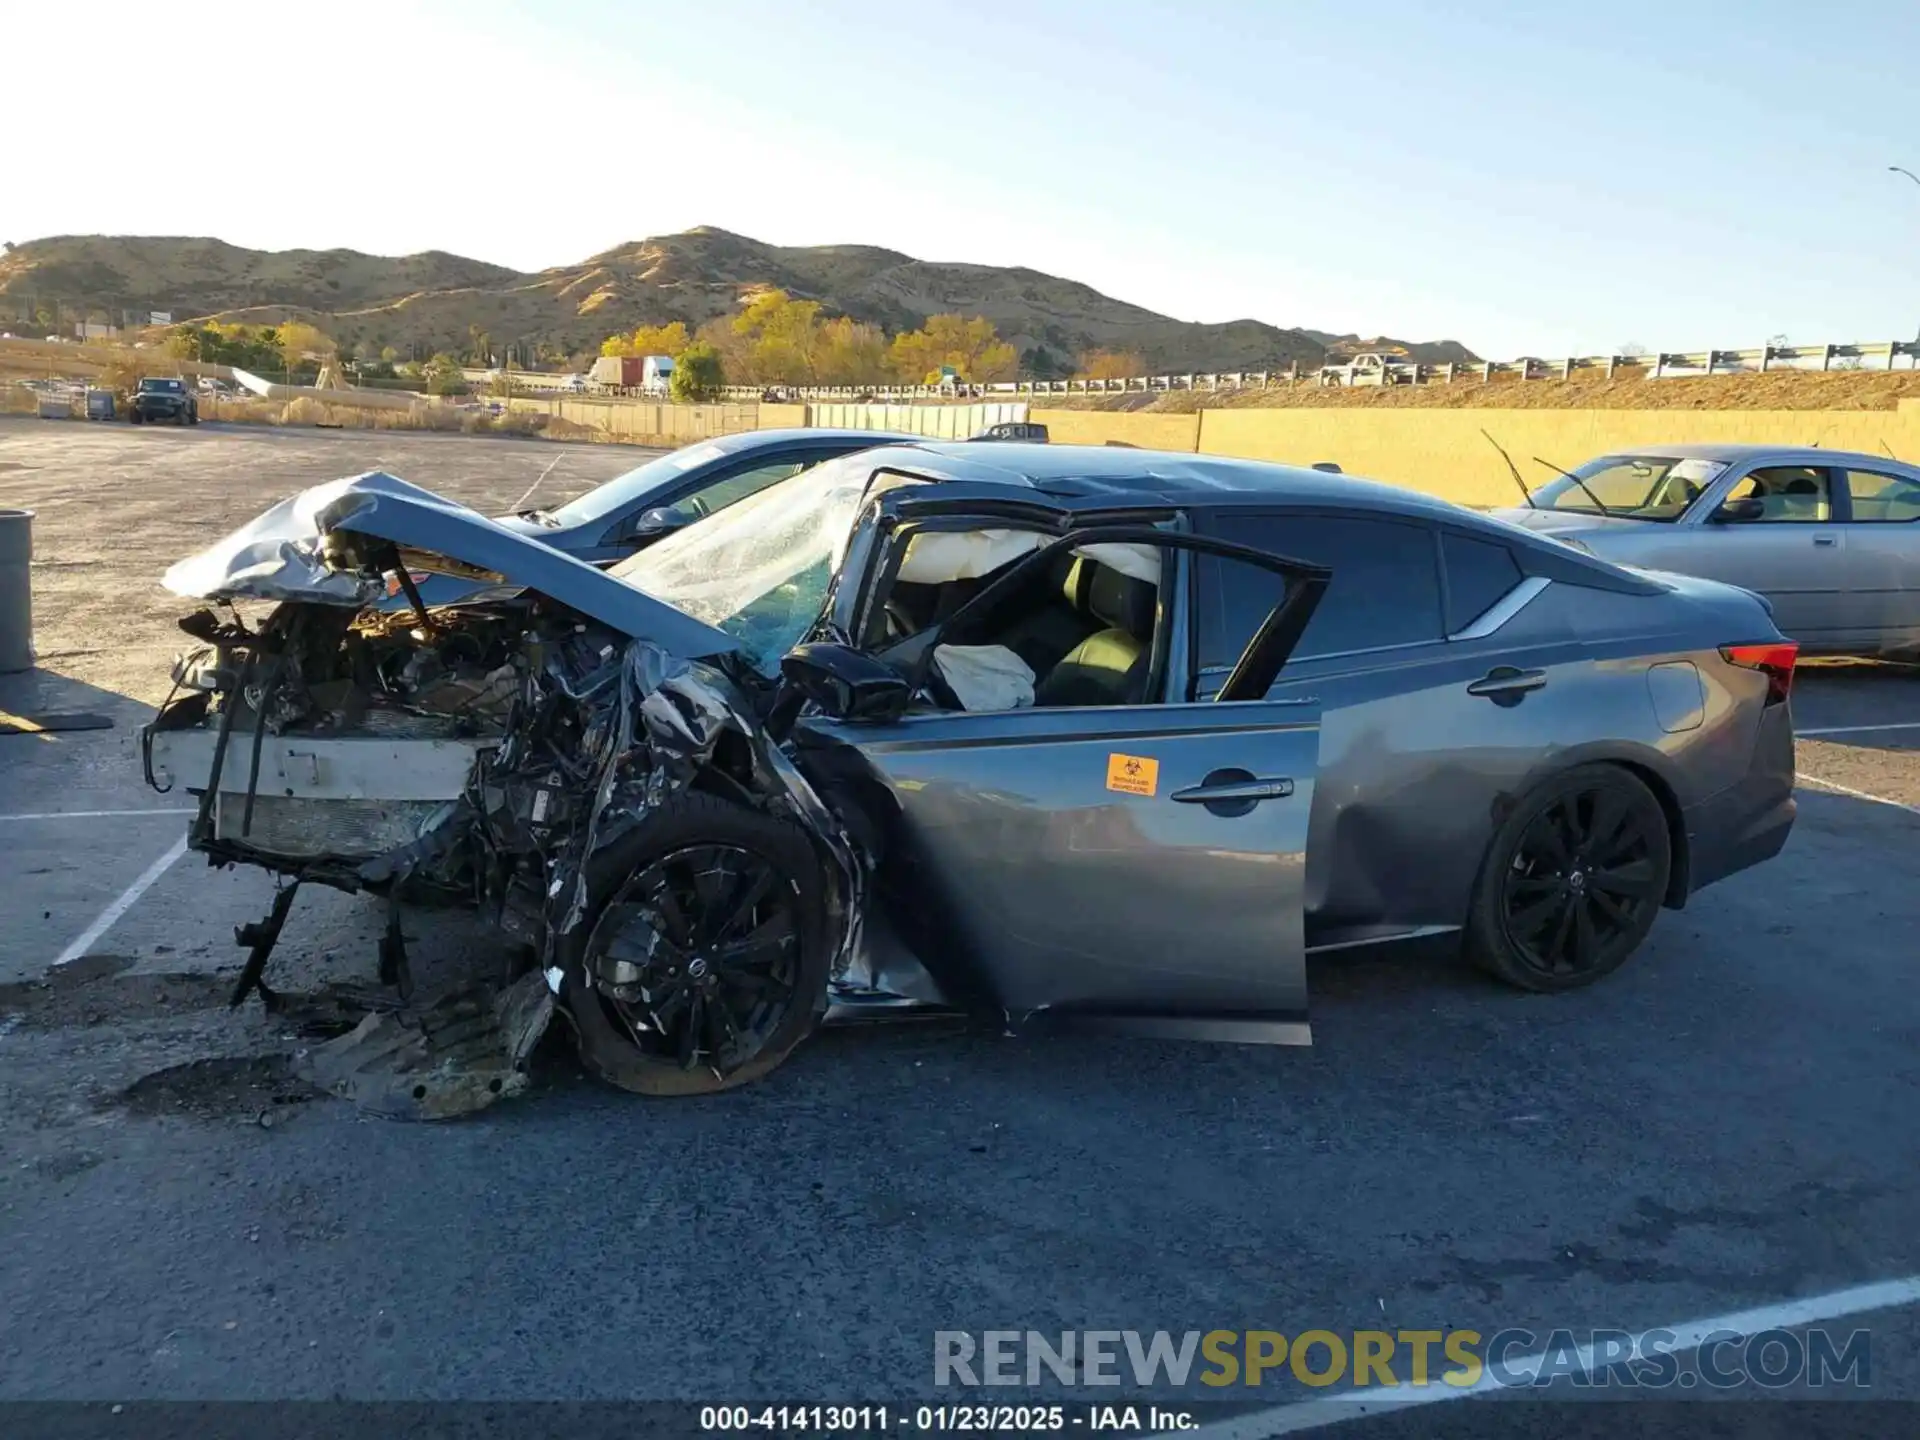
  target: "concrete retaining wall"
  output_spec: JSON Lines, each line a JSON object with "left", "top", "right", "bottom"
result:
{"left": 1039, "top": 404, "right": 1920, "bottom": 507}
{"left": 505, "top": 396, "right": 759, "bottom": 442}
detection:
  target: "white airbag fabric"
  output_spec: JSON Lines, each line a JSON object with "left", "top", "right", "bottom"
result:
{"left": 896, "top": 531, "right": 1164, "bottom": 587}
{"left": 898, "top": 529, "right": 1041, "bottom": 583}
{"left": 933, "top": 644, "right": 1035, "bottom": 711}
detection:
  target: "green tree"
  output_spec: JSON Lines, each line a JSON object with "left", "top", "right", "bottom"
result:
{"left": 669, "top": 341, "right": 724, "bottom": 401}
{"left": 424, "top": 352, "right": 470, "bottom": 396}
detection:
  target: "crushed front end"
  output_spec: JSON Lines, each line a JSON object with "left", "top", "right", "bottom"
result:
{"left": 142, "top": 472, "right": 867, "bottom": 1113}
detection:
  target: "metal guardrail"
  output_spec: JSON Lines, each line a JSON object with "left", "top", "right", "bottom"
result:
{"left": 712, "top": 338, "right": 1920, "bottom": 403}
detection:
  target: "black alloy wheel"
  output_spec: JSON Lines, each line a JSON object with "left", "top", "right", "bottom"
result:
{"left": 560, "top": 793, "right": 830, "bottom": 1096}
{"left": 1467, "top": 764, "right": 1671, "bottom": 992}
{"left": 589, "top": 843, "right": 801, "bottom": 1074}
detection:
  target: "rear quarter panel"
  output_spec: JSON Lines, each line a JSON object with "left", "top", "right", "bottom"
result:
{"left": 1261, "top": 574, "right": 1775, "bottom": 940}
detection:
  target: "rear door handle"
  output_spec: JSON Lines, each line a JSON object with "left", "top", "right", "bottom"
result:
{"left": 1467, "top": 666, "right": 1548, "bottom": 699}
{"left": 1812, "top": 535, "right": 1837, "bottom": 547}
{"left": 1171, "top": 776, "right": 1295, "bottom": 804}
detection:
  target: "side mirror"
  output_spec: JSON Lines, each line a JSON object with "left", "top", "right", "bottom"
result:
{"left": 1710, "top": 497, "right": 1766, "bottom": 524}
{"left": 631, "top": 506, "right": 690, "bottom": 539}
{"left": 778, "top": 642, "right": 911, "bottom": 723}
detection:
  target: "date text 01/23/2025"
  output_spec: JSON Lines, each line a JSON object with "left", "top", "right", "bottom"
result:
{"left": 698, "top": 1404, "right": 1199, "bottom": 1433}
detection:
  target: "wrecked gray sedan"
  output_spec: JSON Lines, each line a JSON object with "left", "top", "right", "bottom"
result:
{"left": 142, "top": 444, "right": 1798, "bottom": 1106}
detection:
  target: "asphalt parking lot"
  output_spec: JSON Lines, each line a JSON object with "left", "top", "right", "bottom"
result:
{"left": 1, "top": 419, "right": 1917, "bottom": 1432}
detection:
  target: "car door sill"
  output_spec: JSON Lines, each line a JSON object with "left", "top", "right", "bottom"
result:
{"left": 1029, "top": 1012, "right": 1313, "bottom": 1047}
{"left": 1306, "top": 923, "right": 1462, "bottom": 955}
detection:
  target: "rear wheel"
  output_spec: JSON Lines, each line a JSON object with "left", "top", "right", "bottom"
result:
{"left": 1464, "top": 764, "right": 1670, "bottom": 992}
{"left": 556, "top": 792, "right": 831, "bottom": 1096}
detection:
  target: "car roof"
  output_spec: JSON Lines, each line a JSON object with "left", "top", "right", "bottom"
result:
{"left": 708, "top": 426, "right": 920, "bottom": 452}
{"left": 1585, "top": 441, "right": 1919, "bottom": 472}
{"left": 858, "top": 441, "right": 1504, "bottom": 526}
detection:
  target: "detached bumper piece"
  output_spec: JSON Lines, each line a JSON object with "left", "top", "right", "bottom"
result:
{"left": 292, "top": 970, "right": 555, "bottom": 1121}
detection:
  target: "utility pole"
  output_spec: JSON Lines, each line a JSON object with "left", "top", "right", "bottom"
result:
{"left": 1894, "top": 168, "right": 1920, "bottom": 352}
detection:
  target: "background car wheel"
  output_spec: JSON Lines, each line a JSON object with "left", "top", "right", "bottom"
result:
{"left": 1464, "top": 763, "right": 1671, "bottom": 993}
{"left": 555, "top": 792, "right": 831, "bottom": 1097}
{"left": 130, "top": 411, "right": 143, "bottom": 424}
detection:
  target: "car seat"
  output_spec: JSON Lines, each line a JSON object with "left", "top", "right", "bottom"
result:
{"left": 1776, "top": 474, "right": 1828, "bottom": 521}
{"left": 1031, "top": 558, "right": 1157, "bottom": 707}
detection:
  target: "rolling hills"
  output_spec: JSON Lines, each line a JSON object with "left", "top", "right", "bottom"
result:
{"left": 0, "top": 228, "right": 1477, "bottom": 374}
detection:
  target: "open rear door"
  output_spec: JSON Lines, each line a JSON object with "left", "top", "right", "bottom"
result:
{"left": 795, "top": 524, "right": 1332, "bottom": 1042}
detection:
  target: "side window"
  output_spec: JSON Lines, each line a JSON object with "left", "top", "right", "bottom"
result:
{"left": 1842, "top": 469, "right": 1920, "bottom": 523}
{"left": 662, "top": 457, "right": 808, "bottom": 522}
{"left": 1722, "top": 466, "right": 1833, "bottom": 522}
{"left": 1195, "top": 513, "right": 1443, "bottom": 670}
{"left": 1440, "top": 532, "right": 1525, "bottom": 633}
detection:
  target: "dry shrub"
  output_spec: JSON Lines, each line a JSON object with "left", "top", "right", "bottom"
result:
{"left": 3, "top": 386, "right": 41, "bottom": 415}
{"left": 193, "top": 393, "right": 556, "bottom": 438}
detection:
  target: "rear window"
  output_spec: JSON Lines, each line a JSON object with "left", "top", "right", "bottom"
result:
{"left": 1441, "top": 532, "right": 1525, "bottom": 632}
{"left": 1195, "top": 512, "right": 1443, "bottom": 670}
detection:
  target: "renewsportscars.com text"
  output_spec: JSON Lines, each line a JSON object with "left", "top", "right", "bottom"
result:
{"left": 933, "top": 1327, "right": 1870, "bottom": 1391}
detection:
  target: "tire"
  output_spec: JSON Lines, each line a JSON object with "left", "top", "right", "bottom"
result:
{"left": 130, "top": 410, "right": 144, "bottom": 425}
{"left": 555, "top": 791, "right": 831, "bottom": 1096}
{"left": 188, "top": 408, "right": 199, "bottom": 426}
{"left": 1463, "top": 763, "right": 1671, "bottom": 993}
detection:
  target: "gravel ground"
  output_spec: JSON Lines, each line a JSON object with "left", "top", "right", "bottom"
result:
{"left": 0, "top": 417, "right": 654, "bottom": 705}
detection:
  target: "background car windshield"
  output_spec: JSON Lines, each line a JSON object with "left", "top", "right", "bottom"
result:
{"left": 610, "top": 452, "right": 878, "bottom": 674}
{"left": 143, "top": 379, "right": 183, "bottom": 392}
{"left": 1534, "top": 455, "right": 1727, "bottom": 520}
{"left": 544, "top": 441, "right": 734, "bottom": 527}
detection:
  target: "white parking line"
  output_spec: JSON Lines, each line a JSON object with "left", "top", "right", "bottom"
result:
{"left": 51, "top": 833, "right": 188, "bottom": 967}
{"left": 1188, "top": 1274, "right": 1920, "bottom": 1437}
{"left": 1, "top": 808, "right": 196, "bottom": 822}
{"left": 1797, "top": 773, "right": 1920, "bottom": 819}
{"left": 1799, "top": 722, "right": 1920, "bottom": 737}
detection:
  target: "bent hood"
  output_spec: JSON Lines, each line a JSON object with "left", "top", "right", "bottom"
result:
{"left": 161, "top": 471, "right": 741, "bottom": 658}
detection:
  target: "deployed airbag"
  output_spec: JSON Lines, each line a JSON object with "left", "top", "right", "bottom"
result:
{"left": 933, "top": 644, "right": 1035, "bottom": 711}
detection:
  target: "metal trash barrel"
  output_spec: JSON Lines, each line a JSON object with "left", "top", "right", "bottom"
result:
{"left": 0, "top": 509, "right": 34, "bottom": 673}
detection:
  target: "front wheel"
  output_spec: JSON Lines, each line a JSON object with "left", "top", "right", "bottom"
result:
{"left": 555, "top": 792, "right": 832, "bottom": 1096}
{"left": 1463, "top": 763, "right": 1671, "bottom": 992}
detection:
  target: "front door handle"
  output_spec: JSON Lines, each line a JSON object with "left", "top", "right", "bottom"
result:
{"left": 1812, "top": 535, "right": 1837, "bottom": 547}
{"left": 1172, "top": 776, "right": 1295, "bottom": 804}
{"left": 1467, "top": 666, "right": 1548, "bottom": 700}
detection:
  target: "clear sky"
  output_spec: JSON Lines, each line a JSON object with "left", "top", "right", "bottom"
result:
{"left": 9, "top": 0, "right": 1917, "bottom": 358}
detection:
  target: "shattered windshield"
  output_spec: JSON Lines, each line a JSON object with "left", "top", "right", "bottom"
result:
{"left": 1534, "top": 455, "right": 1730, "bottom": 521}
{"left": 609, "top": 452, "right": 884, "bottom": 674}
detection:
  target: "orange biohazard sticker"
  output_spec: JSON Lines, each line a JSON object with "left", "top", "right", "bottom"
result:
{"left": 1105, "top": 752, "right": 1159, "bottom": 797}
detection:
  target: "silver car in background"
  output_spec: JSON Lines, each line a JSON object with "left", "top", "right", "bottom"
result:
{"left": 1492, "top": 443, "right": 1920, "bottom": 658}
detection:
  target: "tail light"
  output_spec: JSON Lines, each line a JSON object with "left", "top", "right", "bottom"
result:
{"left": 1720, "top": 641, "right": 1798, "bottom": 704}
